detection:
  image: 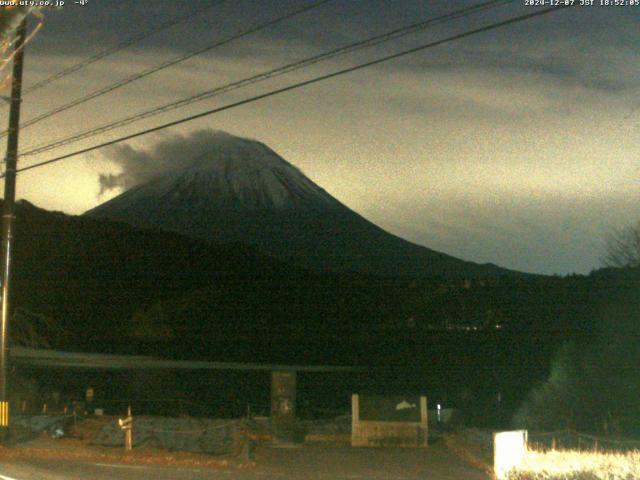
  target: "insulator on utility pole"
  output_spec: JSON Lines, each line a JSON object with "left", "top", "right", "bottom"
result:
{"left": 0, "top": 7, "right": 32, "bottom": 44}
{"left": 0, "top": 17, "right": 27, "bottom": 441}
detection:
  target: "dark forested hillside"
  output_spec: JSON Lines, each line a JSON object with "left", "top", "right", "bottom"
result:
{"left": 8, "top": 199, "right": 638, "bottom": 372}
{"left": 9, "top": 200, "right": 640, "bottom": 427}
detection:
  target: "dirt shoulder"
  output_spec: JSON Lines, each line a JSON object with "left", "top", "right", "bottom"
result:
{"left": 0, "top": 434, "right": 243, "bottom": 470}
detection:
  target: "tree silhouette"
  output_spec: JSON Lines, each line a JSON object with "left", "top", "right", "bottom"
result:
{"left": 604, "top": 221, "right": 640, "bottom": 268}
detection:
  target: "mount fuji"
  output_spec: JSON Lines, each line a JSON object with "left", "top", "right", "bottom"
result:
{"left": 86, "top": 131, "right": 516, "bottom": 278}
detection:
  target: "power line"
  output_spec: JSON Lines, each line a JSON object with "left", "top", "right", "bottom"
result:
{"left": 21, "top": 1, "right": 224, "bottom": 96}
{"left": 10, "top": 5, "right": 574, "bottom": 177}
{"left": 20, "top": 0, "right": 511, "bottom": 158}
{"left": 7, "top": 0, "right": 334, "bottom": 139}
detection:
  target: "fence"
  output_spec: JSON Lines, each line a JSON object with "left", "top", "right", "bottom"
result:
{"left": 92, "top": 416, "right": 241, "bottom": 454}
{"left": 460, "top": 427, "right": 640, "bottom": 456}
{"left": 491, "top": 428, "right": 640, "bottom": 480}
{"left": 528, "top": 428, "right": 640, "bottom": 453}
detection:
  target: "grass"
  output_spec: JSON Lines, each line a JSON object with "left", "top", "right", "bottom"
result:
{"left": 507, "top": 449, "right": 640, "bottom": 480}
{"left": 443, "top": 430, "right": 640, "bottom": 480}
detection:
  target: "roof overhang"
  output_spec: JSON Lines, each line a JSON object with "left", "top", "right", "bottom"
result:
{"left": 10, "top": 347, "right": 361, "bottom": 373}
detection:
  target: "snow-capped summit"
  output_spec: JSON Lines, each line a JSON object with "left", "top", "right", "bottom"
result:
{"left": 172, "top": 132, "right": 340, "bottom": 211}
{"left": 95, "top": 131, "right": 340, "bottom": 213}
{"left": 86, "top": 131, "right": 515, "bottom": 278}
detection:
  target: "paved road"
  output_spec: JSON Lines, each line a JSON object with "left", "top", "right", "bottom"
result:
{"left": 0, "top": 443, "right": 489, "bottom": 480}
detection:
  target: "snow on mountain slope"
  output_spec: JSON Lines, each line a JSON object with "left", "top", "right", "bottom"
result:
{"left": 86, "top": 131, "right": 518, "bottom": 278}
{"left": 92, "top": 131, "right": 341, "bottom": 213}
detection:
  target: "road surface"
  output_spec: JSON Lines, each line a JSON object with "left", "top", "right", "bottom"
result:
{"left": 0, "top": 443, "right": 489, "bottom": 479}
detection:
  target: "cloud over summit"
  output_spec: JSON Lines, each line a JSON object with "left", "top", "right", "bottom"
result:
{"left": 98, "top": 129, "right": 233, "bottom": 195}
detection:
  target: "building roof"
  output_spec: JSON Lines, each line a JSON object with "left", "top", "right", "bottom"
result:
{"left": 10, "top": 346, "right": 360, "bottom": 373}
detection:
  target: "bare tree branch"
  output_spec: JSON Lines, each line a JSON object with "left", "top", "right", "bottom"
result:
{"left": 603, "top": 221, "right": 640, "bottom": 268}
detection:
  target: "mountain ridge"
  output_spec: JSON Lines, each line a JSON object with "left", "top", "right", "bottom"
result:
{"left": 86, "top": 131, "right": 525, "bottom": 279}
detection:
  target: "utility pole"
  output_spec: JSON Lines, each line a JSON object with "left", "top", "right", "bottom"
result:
{"left": 0, "top": 18, "right": 27, "bottom": 441}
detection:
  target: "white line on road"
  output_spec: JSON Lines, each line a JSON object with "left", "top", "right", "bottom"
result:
{"left": 94, "top": 463, "right": 221, "bottom": 474}
{"left": 94, "top": 463, "right": 150, "bottom": 469}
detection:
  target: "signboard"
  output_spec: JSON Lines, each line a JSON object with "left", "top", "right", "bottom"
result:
{"left": 351, "top": 394, "right": 427, "bottom": 447}
{"left": 359, "top": 395, "right": 422, "bottom": 422}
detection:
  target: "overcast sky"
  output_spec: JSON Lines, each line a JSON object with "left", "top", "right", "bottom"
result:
{"left": 2, "top": 0, "right": 639, "bottom": 275}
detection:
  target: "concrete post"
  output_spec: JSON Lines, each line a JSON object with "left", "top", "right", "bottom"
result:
{"left": 270, "top": 370, "right": 297, "bottom": 443}
{"left": 420, "top": 396, "right": 428, "bottom": 446}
